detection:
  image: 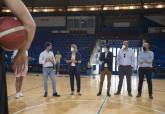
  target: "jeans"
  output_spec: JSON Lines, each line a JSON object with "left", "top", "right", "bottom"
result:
{"left": 42, "top": 67, "right": 57, "bottom": 93}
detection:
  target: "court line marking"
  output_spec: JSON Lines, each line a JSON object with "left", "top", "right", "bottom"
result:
{"left": 13, "top": 99, "right": 98, "bottom": 114}
{"left": 13, "top": 97, "right": 165, "bottom": 114}
{"left": 109, "top": 99, "right": 165, "bottom": 114}
{"left": 8, "top": 84, "right": 43, "bottom": 98}
{"left": 96, "top": 96, "right": 108, "bottom": 114}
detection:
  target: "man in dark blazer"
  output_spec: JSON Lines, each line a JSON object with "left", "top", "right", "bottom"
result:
{"left": 97, "top": 46, "right": 113, "bottom": 96}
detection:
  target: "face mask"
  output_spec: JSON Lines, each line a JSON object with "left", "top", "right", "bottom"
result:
{"left": 122, "top": 45, "right": 126, "bottom": 49}
{"left": 71, "top": 48, "right": 74, "bottom": 52}
{"left": 143, "top": 47, "right": 147, "bottom": 51}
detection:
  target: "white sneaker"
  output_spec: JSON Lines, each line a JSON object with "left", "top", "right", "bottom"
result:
{"left": 15, "top": 93, "right": 20, "bottom": 99}
{"left": 19, "top": 92, "right": 24, "bottom": 97}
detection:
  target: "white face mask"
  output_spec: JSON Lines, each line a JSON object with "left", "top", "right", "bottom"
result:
{"left": 71, "top": 48, "right": 74, "bottom": 52}
{"left": 122, "top": 45, "right": 126, "bottom": 49}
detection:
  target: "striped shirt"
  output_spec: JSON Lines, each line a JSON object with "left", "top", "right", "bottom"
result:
{"left": 117, "top": 48, "right": 135, "bottom": 67}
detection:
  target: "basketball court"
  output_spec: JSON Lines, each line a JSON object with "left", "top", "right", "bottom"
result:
{"left": 1, "top": 0, "right": 165, "bottom": 114}
{"left": 7, "top": 73, "right": 165, "bottom": 114}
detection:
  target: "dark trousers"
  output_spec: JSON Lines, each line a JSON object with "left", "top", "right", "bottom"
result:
{"left": 99, "top": 68, "right": 111, "bottom": 93}
{"left": 69, "top": 66, "right": 81, "bottom": 92}
{"left": 117, "top": 65, "right": 132, "bottom": 94}
{"left": 138, "top": 67, "right": 153, "bottom": 95}
{"left": 0, "top": 49, "right": 8, "bottom": 114}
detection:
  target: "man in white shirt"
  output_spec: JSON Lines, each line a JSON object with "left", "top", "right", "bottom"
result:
{"left": 115, "top": 41, "right": 135, "bottom": 96}
{"left": 137, "top": 43, "right": 154, "bottom": 99}
{"left": 39, "top": 42, "right": 60, "bottom": 97}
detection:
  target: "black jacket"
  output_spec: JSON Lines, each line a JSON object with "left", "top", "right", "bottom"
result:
{"left": 100, "top": 52, "right": 113, "bottom": 71}
{"left": 66, "top": 52, "right": 81, "bottom": 69}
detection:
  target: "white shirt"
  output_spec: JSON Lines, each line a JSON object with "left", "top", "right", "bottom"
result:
{"left": 138, "top": 51, "right": 154, "bottom": 68}
{"left": 104, "top": 52, "right": 108, "bottom": 67}
{"left": 39, "top": 50, "right": 56, "bottom": 67}
{"left": 12, "top": 50, "right": 28, "bottom": 59}
{"left": 117, "top": 48, "right": 135, "bottom": 67}
{"left": 71, "top": 53, "right": 76, "bottom": 66}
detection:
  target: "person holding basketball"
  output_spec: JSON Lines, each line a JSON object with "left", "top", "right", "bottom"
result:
{"left": 0, "top": 0, "right": 36, "bottom": 113}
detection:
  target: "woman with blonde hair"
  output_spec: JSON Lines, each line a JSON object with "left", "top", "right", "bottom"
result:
{"left": 66, "top": 44, "right": 82, "bottom": 96}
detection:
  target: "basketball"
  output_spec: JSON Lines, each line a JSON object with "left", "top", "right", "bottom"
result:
{"left": 0, "top": 17, "right": 27, "bottom": 50}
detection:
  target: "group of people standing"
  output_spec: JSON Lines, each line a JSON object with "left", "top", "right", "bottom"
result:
{"left": 39, "top": 42, "right": 82, "bottom": 97}
{"left": 97, "top": 40, "right": 154, "bottom": 99}
{"left": 11, "top": 40, "right": 154, "bottom": 100}
{"left": 13, "top": 40, "right": 154, "bottom": 99}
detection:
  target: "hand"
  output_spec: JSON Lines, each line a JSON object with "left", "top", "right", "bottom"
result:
{"left": 49, "top": 58, "right": 54, "bottom": 63}
{"left": 12, "top": 50, "right": 28, "bottom": 74}
{"left": 71, "top": 60, "right": 76, "bottom": 63}
{"left": 66, "top": 60, "right": 72, "bottom": 63}
{"left": 45, "top": 58, "right": 50, "bottom": 62}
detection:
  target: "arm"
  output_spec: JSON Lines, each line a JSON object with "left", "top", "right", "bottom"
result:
{"left": 99, "top": 53, "right": 104, "bottom": 62}
{"left": 138, "top": 52, "right": 143, "bottom": 65}
{"left": 5, "top": 0, "right": 36, "bottom": 73}
{"left": 116, "top": 50, "right": 120, "bottom": 66}
{"left": 145, "top": 52, "right": 154, "bottom": 64}
{"left": 131, "top": 50, "right": 135, "bottom": 68}
{"left": 51, "top": 52, "right": 56, "bottom": 64}
{"left": 5, "top": 0, "right": 36, "bottom": 50}
{"left": 39, "top": 53, "right": 45, "bottom": 65}
{"left": 66, "top": 54, "right": 71, "bottom": 64}
{"left": 109, "top": 52, "right": 113, "bottom": 70}
{"left": 77, "top": 53, "right": 81, "bottom": 64}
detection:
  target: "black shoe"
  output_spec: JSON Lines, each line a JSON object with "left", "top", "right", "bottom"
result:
{"left": 43, "top": 92, "right": 48, "bottom": 97}
{"left": 128, "top": 93, "right": 133, "bottom": 97}
{"left": 149, "top": 95, "right": 153, "bottom": 99}
{"left": 53, "top": 92, "right": 60, "bottom": 97}
{"left": 136, "top": 94, "right": 141, "bottom": 98}
{"left": 114, "top": 92, "right": 120, "bottom": 95}
{"left": 97, "top": 92, "right": 101, "bottom": 96}
{"left": 107, "top": 93, "right": 111, "bottom": 97}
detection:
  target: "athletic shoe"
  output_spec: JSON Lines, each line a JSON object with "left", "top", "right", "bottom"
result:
{"left": 19, "top": 92, "right": 24, "bottom": 97}
{"left": 15, "top": 93, "right": 20, "bottom": 99}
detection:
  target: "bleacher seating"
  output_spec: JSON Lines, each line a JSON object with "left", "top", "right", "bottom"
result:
{"left": 149, "top": 34, "right": 165, "bottom": 68}
{"left": 6, "top": 28, "right": 96, "bottom": 73}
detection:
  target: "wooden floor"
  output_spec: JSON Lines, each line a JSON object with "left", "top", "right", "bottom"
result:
{"left": 7, "top": 73, "right": 165, "bottom": 114}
